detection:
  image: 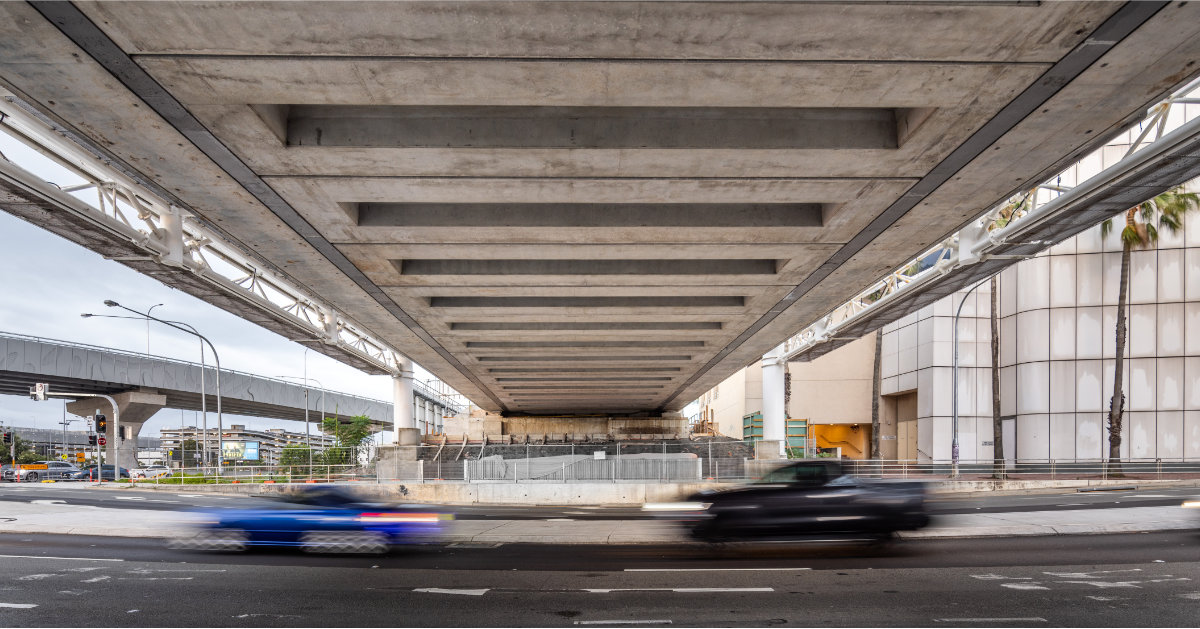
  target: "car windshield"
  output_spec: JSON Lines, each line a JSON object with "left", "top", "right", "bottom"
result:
{"left": 756, "top": 463, "right": 835, "bottom": 487}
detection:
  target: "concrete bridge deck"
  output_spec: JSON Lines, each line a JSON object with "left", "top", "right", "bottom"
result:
{"left": 1, "top": 2, "right": 1199, "bottom": 419}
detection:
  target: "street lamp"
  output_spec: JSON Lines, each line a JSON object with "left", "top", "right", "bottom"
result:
{"left": 82, "top": 300, "right": 225, "bottom": 473}
{"left": 146, "top": 303, "right": 164, "bottom": 356}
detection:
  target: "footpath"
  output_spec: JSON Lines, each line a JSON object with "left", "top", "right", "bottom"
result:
{"left": 0, "top": 481, "right": 1198, "bottom": 544}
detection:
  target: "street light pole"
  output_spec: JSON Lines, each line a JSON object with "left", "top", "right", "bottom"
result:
{"left": 146, "top": 303, "right": 164, "bottom": 356}
{"left": 952, "top": 277, "right": 992, "bottom": 479}
{"left": 85, "top": 301, "right": 225, "bottom": 474}
{"left": 277, "top": 369, "right": 326, "bottom": 470}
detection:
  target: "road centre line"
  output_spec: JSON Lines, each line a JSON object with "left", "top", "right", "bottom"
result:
{"left": 624, "top": 568, "right": 811, "bottom": 572}
{"left": 0, "top": 554, "right": 123, "bottom": 562}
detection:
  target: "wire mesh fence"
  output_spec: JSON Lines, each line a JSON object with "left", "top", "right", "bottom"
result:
{"left": 34, "top": 436, "right": 1200, "bottom": 485}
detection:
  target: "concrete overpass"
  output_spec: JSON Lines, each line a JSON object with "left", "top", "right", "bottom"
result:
{"left": 1, "top": 2, "right": 1199, "bottom": 439}
{"left": 0, "top": 331, "right": 458, "bottom": 466}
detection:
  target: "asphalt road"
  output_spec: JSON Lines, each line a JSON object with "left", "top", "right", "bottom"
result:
{"left": 1, "top": 531, "right": 1199, "bottom": 627}
{"left": 2, "top": 482, "right": 1199, "bottom": 518}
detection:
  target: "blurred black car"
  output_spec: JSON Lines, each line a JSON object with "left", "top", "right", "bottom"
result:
{"left": 646, "top": 459, "right": 929, "bottom": 542}
{"left": 70, "top": 465, "right": 131, "bottom": 481}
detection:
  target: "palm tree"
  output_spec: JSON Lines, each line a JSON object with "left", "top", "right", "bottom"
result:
{"left": 1101, "top": 187, "right": 1199, "bottom": 475}
{"left": 871, "top": 328, "right": 882, "bottom": 459}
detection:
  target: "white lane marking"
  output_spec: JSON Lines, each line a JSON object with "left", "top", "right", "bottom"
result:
{"left": 29, "top": 499, "right": 65, "bottom": 505}
{"left": 625, "top": 568, "right": 810, "bottom": 572}
{"left": 117, "top": 577, "right": 193, "bottom": 581}
{"left": 1178, "top": 593, "right": 1200, "bottom": 600}
{"left": 1045, "top": 569, "right": 1141, "bottom": 578}
{"left": 414, "top": 588, "right": 489, "bottom": 596}
{"left": 575, "top": 621, "right": 671, "bottom": 626}
{"left": 114, "top": 497, "right": 145, "bottom": 501}
{"left": 1056, "top": 581, "right": 1141, "bottom": 589}
{"left": 81, "top": 576, "right": 110, "bottom": 583}
{"left": 1087, "top": 596, "right": 1128, "bottom": 601}
{"left": 934, "top": 619, "right": 1046, "bottom": 623}
{"left": 0, "top": 555, "right": 122, "bottom": 562}
{"left": 971, "top": 574, "right": 1032, "bottom": 580}
{"left": 586, "top": 588, "right": 774, "bottom": 593}
{"left": 0, "top": 603, "right": 38, "bottom": 609}
{"left": 57, "top": 590, "right": 87, "bottom": 596}
{"left": 16, "top": 574, "right": 58, "bottom": 581}
{"left": 1001, "top": 583, "right": 1049, "bottom": 591}
{"left": 176, "top": 494, "right": 203, "bottom": 498}
{"left": 234, "top": 614, "right": 302, "bottom": 619}
{"left": 127, "top": 569, "right": 225, "bottom": 574}
{"left": 545, "top": 518, "right": 575, "bottom": 522}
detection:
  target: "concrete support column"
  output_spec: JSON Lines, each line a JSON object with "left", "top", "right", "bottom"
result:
{"left": 760, "top": 345, "right": 787, "bottom": 459}
{"left": 392, "top": 357, "right": 420, "bottom": 446}
{"left": 67, "top": 389, "right": 166, "bottom": 470}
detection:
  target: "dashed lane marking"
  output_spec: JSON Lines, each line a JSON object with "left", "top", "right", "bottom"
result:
{"left": 414, "top": 588, "right": 489, "bottom": 596}
{"left": 625, "top": 568, "right": 810, "bottom": 572}
{"left": 0, "top": 555, "right": 122, "bottom": 562}
{"left": 0, "top": 603, "right": 38, "bottom": 609}
{"left": 934, "top": 619, "right": 1046, "bottom": 623}
{"left": 586, "top": 588, "right": 774, "bottom": 593}
{"left": 575, "top": 621, "right": 672, "bottom": 626}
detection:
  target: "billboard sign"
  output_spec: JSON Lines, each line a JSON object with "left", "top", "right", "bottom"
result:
{"left": 221, "top": 441, "right": 261, "bottom": 461}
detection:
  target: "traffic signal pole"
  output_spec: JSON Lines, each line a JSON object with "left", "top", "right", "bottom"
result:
{"left": 30, "top": 384, "right": 119, "bottom": 484}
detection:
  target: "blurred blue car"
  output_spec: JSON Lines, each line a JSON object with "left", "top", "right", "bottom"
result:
{"left": 170, "top": 486, "right": 452, "bottom": 554}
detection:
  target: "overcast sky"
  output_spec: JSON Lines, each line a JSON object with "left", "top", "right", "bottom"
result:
{"left": 0, "top": 133, "right": 440, "bottom": 439}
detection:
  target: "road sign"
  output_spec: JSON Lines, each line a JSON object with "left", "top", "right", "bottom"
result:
{"left": 75, "top": 452, "right": 85, "bottom": 462}
{"left": 60, "top": 454, "right": 67, "bottom": 460}
{"left": 98, "top": 436, "right": 107, "bottom": 446}
{"left": 29, "top": 383, "right": 47, "bottom": 401}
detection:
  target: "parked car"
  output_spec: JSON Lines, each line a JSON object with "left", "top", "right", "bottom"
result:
{"left": 169, "top": 486, "right": 452, "bottom": 554}
{"left": 70, "top": 465, "right": 131, "bottom": 481}
{"left": 644, "top": 459, "right": 930, "bottom": 542}
{"left": 2, "top": 460, "right": 82, "bottom": 482}
{"left": 131, "top": 465, "right": 172, "bottom": 479}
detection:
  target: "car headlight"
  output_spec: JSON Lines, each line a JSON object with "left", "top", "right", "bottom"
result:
{"left": 1182, "top": 500, "right": 1200, "bottom": 509}
{"left": 642, "top": 502, "right": 711, "bottom": 512}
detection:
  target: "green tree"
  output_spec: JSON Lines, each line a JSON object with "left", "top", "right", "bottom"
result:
{"left": 278, "top": 444, "right": 313, "bottom": 475}
{"left": 1101, "top": 187, "right": 1200, "bottom": 475}
{"left": 6, "top": 434, "right": 42, "bottom": 464}
{"left": 320, "top": 415, "right": 374, "bottom": 466}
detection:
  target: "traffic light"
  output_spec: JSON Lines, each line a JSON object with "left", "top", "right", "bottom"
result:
{"left": 95, "top": 414, "right": 107, "bottom": 434}
{"left": 2, "top": 432, "right": 10, "bottom": 444}
{"left": 88, "top": 434, "right": 97, "bottom": 446}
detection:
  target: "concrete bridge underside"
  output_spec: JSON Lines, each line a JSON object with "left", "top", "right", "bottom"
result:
{"left": 1, "top": 2, "right": 1199, "bottom": 416}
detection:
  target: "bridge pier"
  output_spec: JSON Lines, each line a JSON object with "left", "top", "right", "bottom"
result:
{"left": 67, "top": 388, "right": 166, "bottom": 470}
{"left": 760, "top": 346, "right": 787, "bottom": 460}
{"left": 392, "top": 357, "right": 420, "bottom": 446}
